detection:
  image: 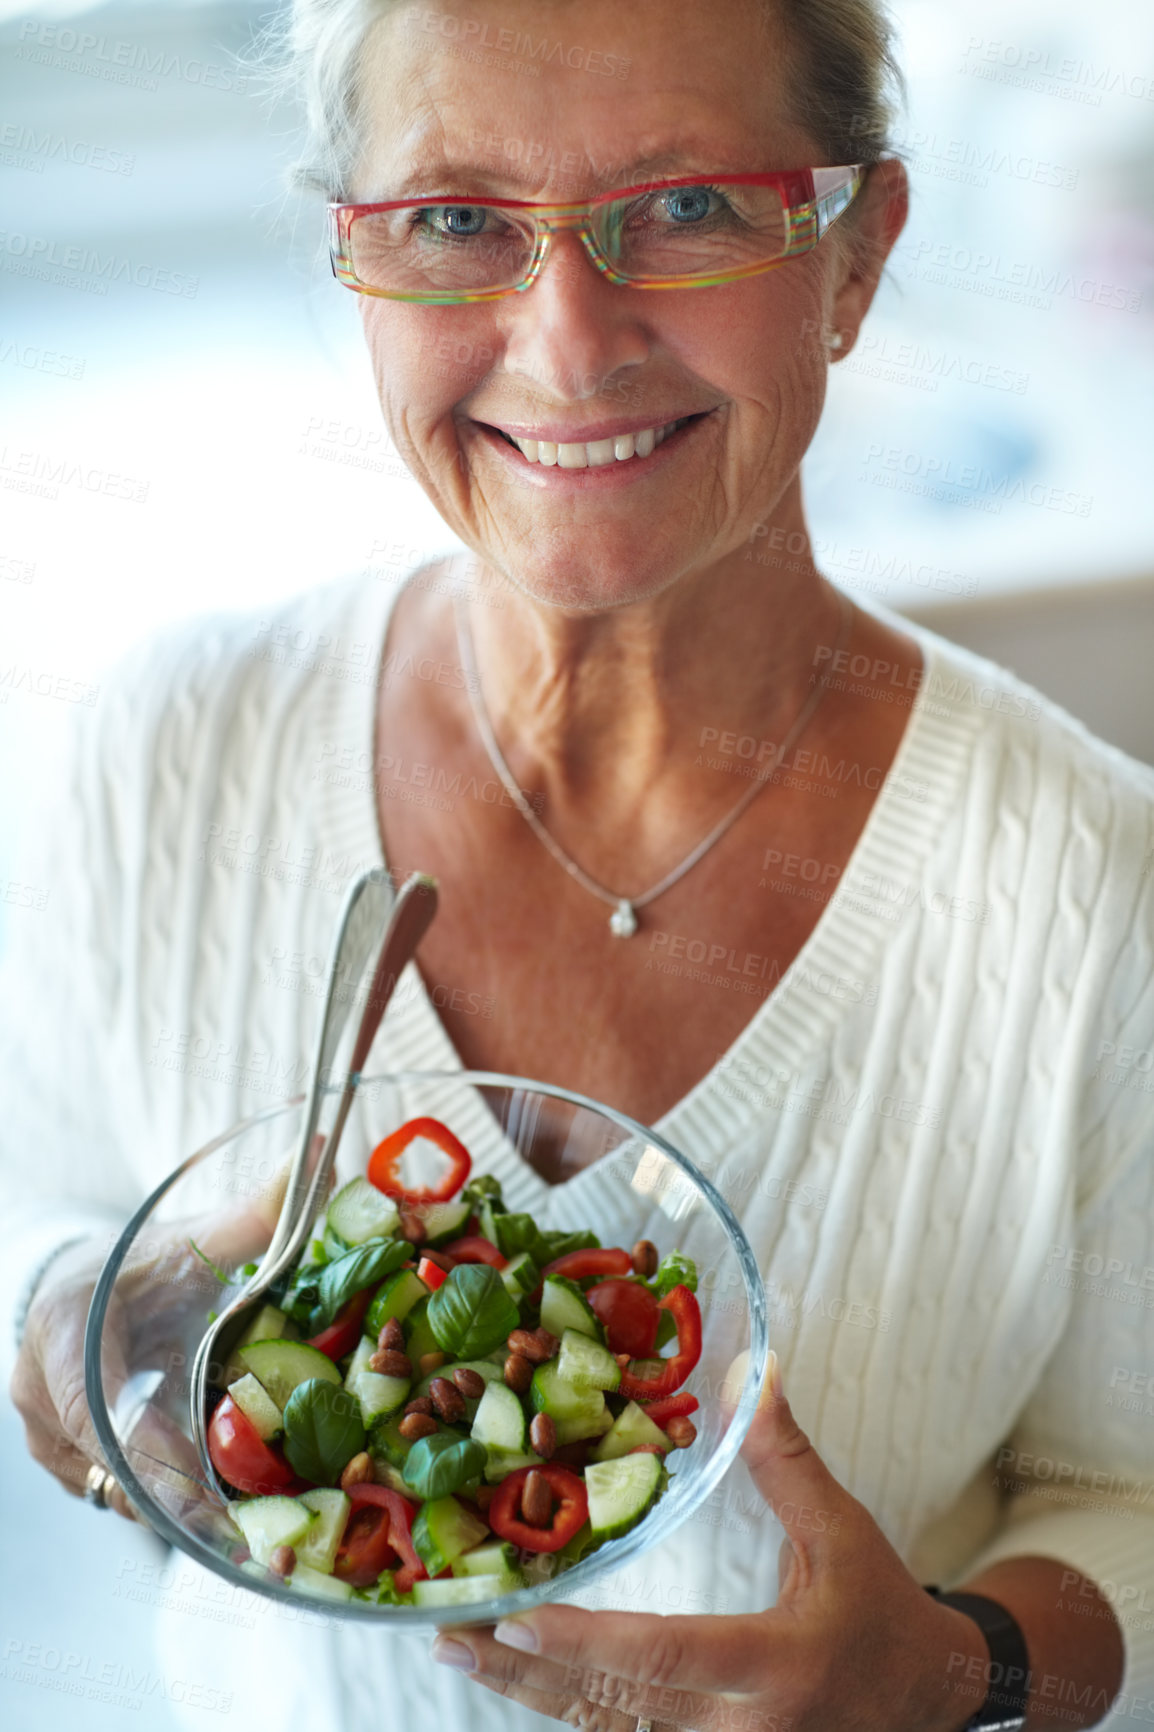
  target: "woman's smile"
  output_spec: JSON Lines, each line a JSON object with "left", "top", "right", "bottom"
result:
{"left": 466, "top": 407, "right": 721, "bottom": 489}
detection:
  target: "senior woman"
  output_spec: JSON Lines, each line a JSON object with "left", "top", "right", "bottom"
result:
{"left": 6, "top": 1, "right": 1154, "bottom": 1730}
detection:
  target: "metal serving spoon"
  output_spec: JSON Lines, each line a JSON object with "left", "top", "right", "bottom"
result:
{"left": 189, "top": 868, "right": 439, "bottom": 1496}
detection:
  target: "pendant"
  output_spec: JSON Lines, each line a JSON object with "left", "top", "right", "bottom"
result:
{"left": 609, "top": 899, "right": 638, "bottom": 938}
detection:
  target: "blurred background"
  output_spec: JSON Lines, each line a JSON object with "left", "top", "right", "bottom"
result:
{"left": 2, "top": 0, "right": 1153, "bottom": 1723}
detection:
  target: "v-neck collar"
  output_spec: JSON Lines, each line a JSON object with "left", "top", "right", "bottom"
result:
{"left": 312, "top": 570, "right": 985, "bottom": 1200}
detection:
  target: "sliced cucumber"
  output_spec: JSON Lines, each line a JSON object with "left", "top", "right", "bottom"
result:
{"left": 482, "top": 1445, "right": 545, "bottom": 1483}
{"left": 500, "top": 1251, "right": 540, "bottom": 1300}
{"left": 452, "top": 1541, "right": 518, "bottom": 1578}
{"left": 230, "top": 1496, "right": 314, "bottom": 1566}
{"left": 287, "top": 1562, "right": 354, "bottom": 1602}
{"left": 345, "top": 1336, "right": 409, "bottom": 1425}
{"left": 237, "top": 1303, "right": 291, "bottom": 1348}
{"left": 552, "top": 1402, "right": 614, "bottom": 1447}
{"left": 325, "top": 1178, "right": 401, "bottom": 1247}
{"left": 556, "top": 1328, "right": 621, "bottom": 1392}
{"left": 238, "top": 1339, "right": 342, "bottom": 1409}
{"left": 228, "top": 1372, "right": 284, "bottom": 1441}
{"left": 414, "top": 1197, "right": 472, "bottom": 1247}
{"left": 529, "top": 1356, "right": 606, "bottom": 1422}
{"left": 540, "top": 1275, "right": 604, "bottom": 1343}
{"left": 468, "top": 1380, "right": 528, "bottom": 1452}
{"left": 412, "top": 1574, "right": 519, "bottom": 1608}
{"left": 370, "top": 1412, "right": 414, "bottom": 1470}
{"left": 585, "top": 1451, "right": 664, "bottom": 1541}
{"left": 412, "top": 1494, "right": 490, "bottom": 1577}
{"left": 588, "top": 1401, "right": 670, "bottom": 1462}
{"left": 366, "top": 1268, "right": 430, "bottom": 1340}
{"left": 296, "top": 1488, "right": 351, "bottom": 1574}
{"left": 402, "top": 1295, "right": 441, "bottom": 1366}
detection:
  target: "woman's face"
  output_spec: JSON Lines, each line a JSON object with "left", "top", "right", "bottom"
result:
{"left": 352, "top": 0, "right": 903, "bottom": 613}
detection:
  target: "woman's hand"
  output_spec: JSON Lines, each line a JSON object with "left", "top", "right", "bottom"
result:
{"left": 9, "top": 1175, "right": 294, "bottom": 1527}
{"left": 430, "top": 1353, "right": 991, "bottom": 1732}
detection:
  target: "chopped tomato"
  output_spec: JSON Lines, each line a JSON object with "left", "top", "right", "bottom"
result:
{"left": 617, "top": 1285, "right": 702, "bottom": 1401}
{"left": 207, "top": 1395, "right": 299, "bottom": 1498}
{"left": 335, "top": 1485, "right": 426, "bottom": 1593}
{"left": 638, "top": 1392, "right": 699, "bottom": 1428}
{"left": 306, "top": 1288, "right": 372, "bottom": 1361}
{"left": 440, "top": 1235, "right": 507, "bottom": 1269}
{"left": 586, "top": 1277, "right": 660, "bottom": 1358}
{"left": 367, "top": 1117, "right": 472, "bottom": 1205}
{"left": 487, "top": 1464, "right": 588, "bottom": 1554}
{"left": 417, "top": 1255, "right": 449, "bottom": 1291}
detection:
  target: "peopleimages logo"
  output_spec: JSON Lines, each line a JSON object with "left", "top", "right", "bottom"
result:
{"left": 0, "top": 232, "right": 197, "bottom": 297}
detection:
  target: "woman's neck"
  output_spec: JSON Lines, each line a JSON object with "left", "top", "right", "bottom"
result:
{"left": 459, "top": 545, "right": 843, "bottom": 836}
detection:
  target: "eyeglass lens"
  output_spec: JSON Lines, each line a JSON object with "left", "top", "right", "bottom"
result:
{"left": 346, "top": 182, "right": 794, "bottom": 294}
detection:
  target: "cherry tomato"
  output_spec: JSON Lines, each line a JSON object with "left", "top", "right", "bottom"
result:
{"left": 207, "top": 1395, "right": 298, "bottom": 1497}
{"left": 306, "top": 1288, "right": 372, "bottom": 1361}
{"left": 440, "top": 1235, "right": 507, "bottom": 1269}
{"left": 586, "top": 1277, "right": 660, "bottom": 1358}
{"left": 335, "top": 1485, "right": 426, "bottom": 1593}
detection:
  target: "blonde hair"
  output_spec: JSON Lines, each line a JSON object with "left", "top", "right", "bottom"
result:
{"left": 267, "top": 0, "right": 903, "bottom": 200}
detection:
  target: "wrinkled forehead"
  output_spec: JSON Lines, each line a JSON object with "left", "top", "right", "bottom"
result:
{"left": 349, "top": 0, "right": 814, "bottom": 201}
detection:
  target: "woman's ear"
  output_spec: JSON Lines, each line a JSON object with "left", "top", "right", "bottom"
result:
{"left": 826, "top": 157, "right": 909, "bottom": 359}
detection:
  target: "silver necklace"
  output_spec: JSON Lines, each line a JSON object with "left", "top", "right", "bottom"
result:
{"left": 453, "top": 584, "right": 853, "bottom": 937}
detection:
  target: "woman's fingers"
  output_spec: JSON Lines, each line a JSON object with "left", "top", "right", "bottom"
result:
{"left": 467, "top": 1603, "right": 780, "bottom": 1699}
{"left": 468, "top": 1669, "right": 672, "bottom": 1732}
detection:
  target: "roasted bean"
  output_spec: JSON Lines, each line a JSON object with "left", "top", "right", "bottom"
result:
{"left": 418, "top": 1350, "right": 446, "bottom": 1376}
{"left": 451, "top": 1366, "right": 486, "bottom": 1399}
{"left": 429, "top": 1377, "right": 466, "bottom": 1422}
{"left": 403, "top": 1395, "right": 435, "bottom": 1418}
{"left": 528, "top": 1413, "right": 556, "bottom": 1459}
{"left": 631, "top": 1239, "right": 659, "bottom": 1277}
{"left": 369, "top": 1347, "right": 412, "bottom": 1378}
{"left": 521, "top": 1469, "right": 554, "bottom": 1527}
{"left": 398, "top": 1411, "right": 438, "bottom": 1442}
{"left": 503, "top": 1353, "right": 533, "bottom": 1394}
{"left": 665, "top": 1416, "right": 697, "bottom": 1449}
{"left": 339, "top": 1451, "right": 373, "bottom": 1490}
{"left": 269, "top": 1545, "right": 296, "bottom": 1578}
{"left": 378, "top": 1316, "right": 405, "bottom": 1353}
{"left": 399, "top": 1210, "right": 426, "bottom": 1246}
{"left": 507, "top": 1327, "right": 558, "bottom": 1365}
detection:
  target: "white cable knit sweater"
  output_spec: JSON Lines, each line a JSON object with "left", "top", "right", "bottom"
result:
{"left": 3, "top": 571, "right": 1154, "bottom": 1732}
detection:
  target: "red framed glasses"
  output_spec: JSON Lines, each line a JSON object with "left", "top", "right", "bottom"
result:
{"left": 327, "top": 165, "right": 866, "bottom": 303}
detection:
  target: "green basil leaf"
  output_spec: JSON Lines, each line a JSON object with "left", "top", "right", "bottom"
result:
{"left": 653, "top": 1251, "right": 697, "bottom": 1299}
{"left": 427, "top": 1263, "right": 519, "bottom": 1359}
{"left": 281, "top": 1378, "right": 366, "bottom": 1484}
{"left": 538, "top": 1227, "right": 601, "bottom": 1261}
{"left": 490, "top": 1210, "right": 552, "bottom": 1267}
{"left": 313, "top": 1235, "right": 412, "bottom": 1329}
{"left": 401, "top": 1432, "right": 487, "bottom": 1501}
{"left": 461, "top": 1172, "right": 505, "bottom": 1212}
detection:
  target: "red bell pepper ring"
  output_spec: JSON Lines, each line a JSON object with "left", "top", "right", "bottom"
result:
{"left": 306, "top": 1287, "right": 372, "bottom": 1361}
{"left": 540, "top": 1246, "right": 633, "bottom": 1283}
{"left": 529, "top": 1245, "right": 633, "bottom": 1304}
{"left": 617, "top": 1284, "right": 702, "bottom": 1401}
{"left": 440, "top": 1235, "right": 507, "bottom": 1269}
{"left": 487, "top": 1463, "right": 588, "bottom": 1554}
{"left": 638, "top": 1391, "right": 699, "bottom": 1428}
{"left": 367, "top": 1116, "right": 472, "bottom": 1205}
{"left": 335, "top": 1484, "right": 427, "bottom": 1593}
{"left": 416, "top": 1255, "right": 449, "bottom": 1291}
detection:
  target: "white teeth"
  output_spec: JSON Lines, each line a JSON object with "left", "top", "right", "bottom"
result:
{"left": 506, "top": 417, "right": 691, "bottom": 466}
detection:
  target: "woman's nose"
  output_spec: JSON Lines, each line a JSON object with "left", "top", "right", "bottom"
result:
{"left": 497, "top": 226, "right": 649, "bottom": 403}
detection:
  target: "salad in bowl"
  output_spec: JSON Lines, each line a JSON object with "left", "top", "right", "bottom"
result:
{"left": 85, "top": 1071, "right": 768, "bottom": 1629}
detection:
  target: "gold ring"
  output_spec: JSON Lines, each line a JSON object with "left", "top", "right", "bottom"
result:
{"left": 83, "top": 1461, "right": 119, "bottom": 1510}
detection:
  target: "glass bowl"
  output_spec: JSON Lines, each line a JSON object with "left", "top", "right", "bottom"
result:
{"left": 85, "top": 1069, "right": 768, "bottom": 1631}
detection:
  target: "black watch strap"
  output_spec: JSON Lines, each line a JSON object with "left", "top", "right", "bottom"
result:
{"left": 925, "top": 1586, "right": 1031, "bottom": 1732}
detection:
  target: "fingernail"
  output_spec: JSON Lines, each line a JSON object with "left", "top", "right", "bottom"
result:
{"left": 494, "top": 1619, "right": 538, "bottom": 1652}
{"left": 764, "top": 1348, "right": 783, "bottom": 1406}
{"left": 431, "top": 1638, "right": 476, "bottom": 1671}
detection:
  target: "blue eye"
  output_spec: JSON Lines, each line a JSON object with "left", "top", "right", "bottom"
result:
{"left": 437, "top": 205, "right": 488, "bottom": 236}
{"left": 662, "top": 187, "right": 715, "bottom": 224}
